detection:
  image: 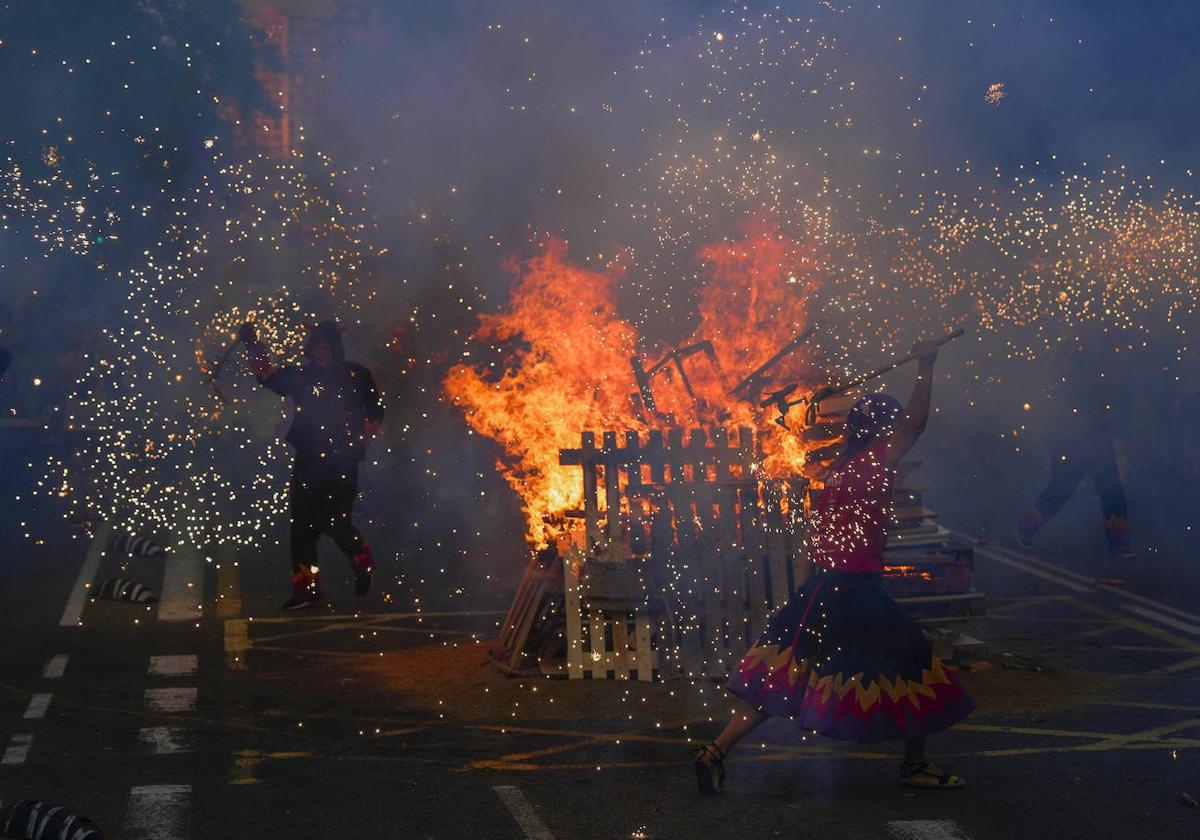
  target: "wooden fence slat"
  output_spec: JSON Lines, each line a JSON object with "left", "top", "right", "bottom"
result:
{"left": 564, "top": 558, "right": 584, "bottom": 679}
{"left": 635, "top": 612, "right": 654, "bottom": 682}
{"left": 602, "top": 431, "right": 621, "bottom": 545}
{"left": 612, "top": 611, "right": 630, "bottom": 680}
{"left": 581, "top": 432, "right": 600, "bottom": 550}
{"left": 763, "top": 482, "right": 791, "bottom": 609}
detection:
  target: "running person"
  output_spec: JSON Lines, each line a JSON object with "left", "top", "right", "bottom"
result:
{"left": 694, "top": 338, "right": 974, "bottom": 792}
{"left": 241, "top": 320, "right": 383, "bottom": 610}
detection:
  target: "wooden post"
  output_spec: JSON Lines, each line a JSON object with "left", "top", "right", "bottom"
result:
{"left": 581, "top": 432, "right": 600, "bottom": 551}
{"left": 564, "top": 553, "right": 584, "bottom": 679}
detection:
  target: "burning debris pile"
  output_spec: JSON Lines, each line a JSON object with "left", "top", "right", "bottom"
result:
{"left": 444, "top": 225, "right": 823, "bottom": 550}
{"left": 448, "top": 232, "right": 980, "bottom": 679}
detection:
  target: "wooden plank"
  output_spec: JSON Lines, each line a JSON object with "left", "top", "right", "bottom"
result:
{"left": 499, "top": 557, "right": 537, "bottom": 649}
{"left": 564, "top": 558, "right": 584, "bottom": 679}
{"left": 590, "top": 605, "right": 610, "bottom": 676}
{"left": 612, "top": 610, "right": 630, "bottom": 680}
{"left": 741, "top": 484, "right": 770, "bottom": 637}
{"left": 581, "top": 432, "right": 600, "bottom": 550}
{"left": 646, "top": 429, "right": 667, "bottom": 484}
{"left": 763, "top": 482, "right": 790, "bottom": 609}
{"left": 668, "top": 486, "right": 705, "bottom": 677}
{"left": 713, "top": 429, "right": 747, "bottom": 661}
{"left": 635, "top": 612, "right": 654, "bottom": 682}
{"left": 625, "top": 432, "right": 647, "bottom": 554}
{"left": 602, "top": 431, "right": 621, "bottom": 544}
{"left": 508, "top": 579, "right": 548, "bottom": 670}
{"left": 789, "top": 478, "right": 813, "bottom": 589}
{"left": 665, "top": 428, "right": 684, "bottom": 483}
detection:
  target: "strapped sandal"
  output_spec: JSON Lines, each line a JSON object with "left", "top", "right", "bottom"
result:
{"left": 899, "top": 760, "right": 966, "bottom": 789}
{"left": 692, "top": 742, "right": 726, "bottom": 794}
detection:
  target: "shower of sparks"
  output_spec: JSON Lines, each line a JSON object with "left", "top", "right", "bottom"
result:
{"left": 984, "top": 82, "right": 1007, "bottom": 104}
{"left": 21, "top": 145, "right": 387, "bottom": 548}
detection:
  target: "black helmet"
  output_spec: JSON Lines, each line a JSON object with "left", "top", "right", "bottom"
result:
{"left": 303, "top": 320, "right": 345, "bottom": 364}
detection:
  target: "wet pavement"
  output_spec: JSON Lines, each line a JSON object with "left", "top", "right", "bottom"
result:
{"left": 1, "top": 516, "right": 1198, "bottom": 840}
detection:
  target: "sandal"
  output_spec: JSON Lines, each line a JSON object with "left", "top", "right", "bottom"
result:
{"left": 692, "top": 742, "right": 726, "bottom": 794}
{"left": 899, "top": 760, "right": 966, "bottom": 789}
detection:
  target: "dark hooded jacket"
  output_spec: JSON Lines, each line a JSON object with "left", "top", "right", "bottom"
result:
{"left": 262, "top": 322, "right": 383, "bottom": 468}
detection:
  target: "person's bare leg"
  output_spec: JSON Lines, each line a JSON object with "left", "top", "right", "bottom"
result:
{"left": 694, "top": 701, "right": 767, "bottom": 793}
{"left": 713, "top": 702, "right": 768, "bottom": 756}
{"left": 901, "top": 736, "right": 965, "bottom": 787}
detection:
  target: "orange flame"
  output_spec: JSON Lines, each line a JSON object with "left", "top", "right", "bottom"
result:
{"left": 445, "top": 222, "right": 826, "bottom": 547}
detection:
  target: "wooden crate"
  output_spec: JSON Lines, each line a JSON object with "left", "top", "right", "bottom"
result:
{"left": 558, "top": 428, "right": 808, "bottom": 680}
{"left": 490, "top": 549, "right": 565, "bottom": 676}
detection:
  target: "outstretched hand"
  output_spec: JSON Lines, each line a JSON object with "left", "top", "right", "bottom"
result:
{"left": 909, "top": 338, "right": 939, "bottom": 365}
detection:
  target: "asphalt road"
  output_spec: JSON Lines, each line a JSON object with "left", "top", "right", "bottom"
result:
{"left": 1, "top": 512, "right": 1198, "bottom": 840}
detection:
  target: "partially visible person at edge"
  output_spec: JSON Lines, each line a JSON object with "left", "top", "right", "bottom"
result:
{"left": 693, "top": 338, "right": 975, "bottom": 793}
{"left": 1016, "top": 337, "right": 1135, "bottom": 558}
{"left": 240, "top": 320, "right": 384, "bottom": 610}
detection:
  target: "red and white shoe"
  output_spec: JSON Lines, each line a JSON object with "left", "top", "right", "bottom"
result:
{"left": 353, "top": 545, "right": 374, "bottom": 597}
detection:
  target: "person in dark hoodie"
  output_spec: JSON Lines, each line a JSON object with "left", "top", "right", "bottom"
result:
{"left": 240, "top": 320, "right": 383, "bottom": 609}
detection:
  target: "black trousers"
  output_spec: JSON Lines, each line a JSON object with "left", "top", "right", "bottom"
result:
{"left": 289, "top": 460, "right": 365, "bottom": 592}
{"left": 1034, "top": 437, "right": 1128, "bottom": 521}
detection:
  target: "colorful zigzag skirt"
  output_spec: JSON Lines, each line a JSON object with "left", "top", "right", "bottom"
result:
{"left": 726, "top": 571, "right": 975, "bottom": 743}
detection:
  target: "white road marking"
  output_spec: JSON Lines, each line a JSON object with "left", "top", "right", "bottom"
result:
{"left": 959, "top": 534, "right": 1200, "bottom": 624}
{"left": 59, "top": 523, "right": 112, "bottom": 627}
{"left": 986, "top": 544, "right": 1096, "bottom": 585}
{"left": 2, "top": 733, "right": 34, "bottom": 766}
{"left": 493, "top": 785, "right": 556, "bottom": 840}
{"left": 158, "top": 544, "right": 203, "bottom": 622}
{"left": 42, "top": 653, "right": 69, "bottom": 679}
{"left": 138, "top": 727, "right": 193, "bottom": 755}
{"left": 1122, "top": 604, "right": 1200, "bottom": 636}
{"left": 122, "top": 784, "right": 191, "bottom": 840}
{"left": 215, "top": 543, "right": 242, "bottom": 619}
{"left": 972, "top": 545, "right": 1095, "bottom": 593}
{"left": 886, "top": 819, "right": 972, "bottom": 840}
{"left": 144, "top": 687, "right": 197, "bottom": 713}
{"left": 22, "top": 693, "right": 52, "bottom": 720}
{"left": 224, "top": 619, "right": 248, "bottom": 671}
{"left": 1104, "top": 585, "right": 1200, "bottom": 624}
{"left": 149, "top": 655, "right": 198, "bottom": 678}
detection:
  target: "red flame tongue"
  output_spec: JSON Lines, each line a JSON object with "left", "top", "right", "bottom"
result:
{"left": 444, "top": 223, "right": 825, "bottom": 547}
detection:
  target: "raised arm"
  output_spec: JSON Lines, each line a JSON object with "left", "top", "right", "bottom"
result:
{"left": 239, "top": 322, "right": 298, "bottom": 397}
{"left": 885, "top": 339, "right": 939, "bottom": 468}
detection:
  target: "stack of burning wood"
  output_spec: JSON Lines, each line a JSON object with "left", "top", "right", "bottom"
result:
{"left": 490, "top": 329, "right": 983, "bottom": 680}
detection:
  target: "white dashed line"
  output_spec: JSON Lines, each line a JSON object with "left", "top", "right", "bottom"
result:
{"left": 2, "top": 733, "right": 34, "bottom": 766}
{"left": 42, "top": 654, "right": 69, "bottom": 679}
{"left": 224, "top": 619, "right": 248, "bottom": 671}
{"left": 1122, "top": 604, "right": 1200, "bottom": 635}
{"left": 493, "top": 785, "right": 555, "bottom": 840}
{"left": 144, "top": 687, "right": 197, "bottom": 713}
{"left": 148, "top": 655, "right": 198, "bottom": 678}
{"left": 59, "top": 524, "right": 112, "bottom": 627}
{"left": 971, "top": 545, "right": 1094, "bottom": 593}
{"left": 122, "top": 784, "right": 191, "bottom": 840}
{"left": 22, "top": 693, "right": 52, "bottom": 720}
{"left": 137, "top": 727, "right": 194, "bottom": 755}
{"left": 886, "top": 819, "right": 972, "bottom": 840}
{"left": 158, "top": 544, "right": 203, "bottom": 622}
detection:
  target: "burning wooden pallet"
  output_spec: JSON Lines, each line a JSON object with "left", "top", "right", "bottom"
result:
{"left": 551, "top": 427, "right": 808, "bottom": 680}
{"left": 493, "top": 394, "right": 984, "bottom": 680}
